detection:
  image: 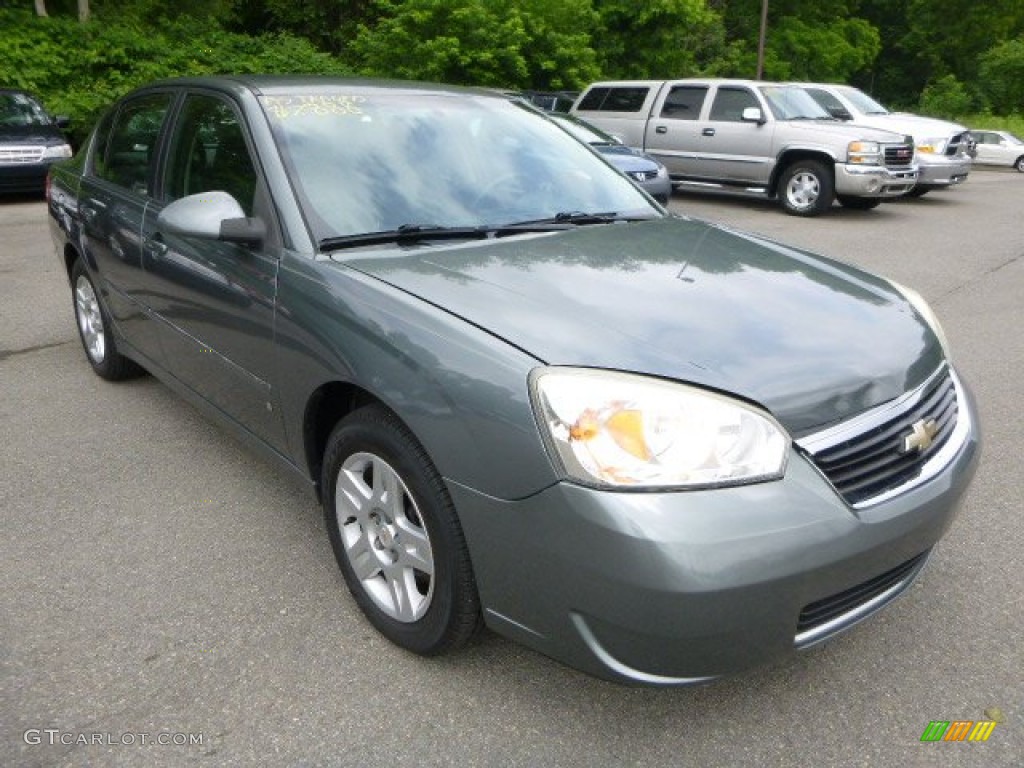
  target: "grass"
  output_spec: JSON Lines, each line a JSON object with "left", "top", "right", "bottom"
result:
{"left": 955, "top": 113, "right": 1024, "bottom": 136}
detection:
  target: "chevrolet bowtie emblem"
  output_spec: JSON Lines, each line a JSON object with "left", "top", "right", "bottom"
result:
{"left": 902, "top": 418, "right": 939, "bottom": 454}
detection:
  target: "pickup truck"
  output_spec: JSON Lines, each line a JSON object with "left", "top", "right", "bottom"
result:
{"left": 796, "top": 83, "right": 972, "bottom": 196}
{"left": 571, "top": 79, "right": 919, "bottom": 216}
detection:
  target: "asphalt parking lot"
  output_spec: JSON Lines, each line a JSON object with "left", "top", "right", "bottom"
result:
{"left": 2, "top": 172, "right": 1021, "bottom": 767}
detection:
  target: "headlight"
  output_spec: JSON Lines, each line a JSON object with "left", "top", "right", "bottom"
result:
{"left": 888, "top": 280, "right": 952, "bottom": 361}
{"left": 916, "top": 137, "right": 947, "bottom": 155}
{"left": 42, "top": 143, "right": 73, "bottom": 160}
{"left": 530, "top": 368, "right": 789, "bottom": 489}
{"left": 847, "top": 140, "right": 881, "bottom": 165}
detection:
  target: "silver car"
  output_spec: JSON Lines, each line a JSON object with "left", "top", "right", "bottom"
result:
{"left": 969, "top": 130, "right": 1024, "bottom": 172}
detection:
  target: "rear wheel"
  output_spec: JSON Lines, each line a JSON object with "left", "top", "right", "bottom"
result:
{"left": 71, "top": 260, "right": 143, "bottom": 381}
{"left": 322, "top": 405, "right": 482, "bottom": 655}
{"left": 778, "top": 160, "right": 834, "bottom": 216}
{"left": 836, "top": 195, "right": 881, "bottom": 210}
{"left": 1015, "top": 156, "right": 1024, "bottom": 173}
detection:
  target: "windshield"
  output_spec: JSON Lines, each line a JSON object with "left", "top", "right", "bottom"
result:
{"left": 836, "top": 86, "right": 889, "bottom": 115}
{"left": 759, "top": 86, "right": 831, "bottom": 120}
{"left": 0, "top": 91, "right": 53, "bottom": 128}
{"left": 262, "top": 88, "right": 658, "bottom": 242}
{"left": 1004, "top": 132, "right": 1024, "bottom": 145}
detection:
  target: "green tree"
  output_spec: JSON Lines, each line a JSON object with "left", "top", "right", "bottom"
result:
{"left": 978, "top": 38, "right": 1024, "bottom": 114}
{"left": 592, "top": 0, "right": 727, "bottom": 79}
{"left": 349, "top": 0, "right": 599, "bottom": 90}
{"left": 918, "top": 74, "right": 972, "bottom": 119}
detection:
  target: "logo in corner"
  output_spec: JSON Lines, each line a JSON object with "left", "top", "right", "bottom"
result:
{"left": 902, "top": 418, "right": 939, "bottom": 454}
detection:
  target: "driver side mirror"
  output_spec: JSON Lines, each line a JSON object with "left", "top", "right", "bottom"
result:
{"left": 157, "top": 191, "right": 265, "bottom": 246}
{"left": 741, "top": 107, "right": 766, "bottom": 125}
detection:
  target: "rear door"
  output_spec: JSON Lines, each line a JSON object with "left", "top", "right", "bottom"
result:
{"left": 78, "top": 91, "right": 176, "bottom": 367}
{"left": 140, "top": 90, "right": 286, "bottom": 449}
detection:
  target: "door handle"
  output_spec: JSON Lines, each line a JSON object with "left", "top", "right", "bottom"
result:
{"left": 146, "top": 235, "right": 169, "bottom": 260}
{"left": 702, "top": 128, "right": 716, "bottom": 137}
{"left": 655, "top": 125, "right": 668, "bottom": 134}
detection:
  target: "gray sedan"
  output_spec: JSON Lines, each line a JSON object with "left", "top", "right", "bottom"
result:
{"left": 48, "top": 77, "right": 978, "bottom": 685}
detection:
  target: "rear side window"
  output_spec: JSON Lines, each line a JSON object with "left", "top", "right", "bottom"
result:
{"left": 95, "top": 93, "right": 172, "bottom": 195}
{"left": 708, "top": 87, "right": 759, "bottom": 122}
{"left": 577, "top": 86, "right": 649, "bottom": 112}
{"left": 660, "top": 86, "right": 708, "bottom": 120}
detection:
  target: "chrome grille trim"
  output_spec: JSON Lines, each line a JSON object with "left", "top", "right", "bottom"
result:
{"left": 0, "top": 145, "right": 46, "bottom": 164}
{"left": 797, "top": 365, "right": 971, "bottom": 509}
{"left": 794, "top": 550, "right": 931, "bottom": 648}
{"left": 882, "top": 142, "right": 915, "bottom": 168}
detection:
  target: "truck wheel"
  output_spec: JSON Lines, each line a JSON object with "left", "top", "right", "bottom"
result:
{"left": 779, "top": 160, "right": 833, "bottom": 216}
{"left": 836, "top": 195, "right": 881, "bottom": 210}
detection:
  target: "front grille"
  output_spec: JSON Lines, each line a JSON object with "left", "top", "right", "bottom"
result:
{"left": 0, "top": 146, "right": 45, "bottom": 165}
{"left": 806, "top": 367, "right": 958, "bottom": 506}
{"left": 796, "top": 550, "right": 930, "bottom": 639}
{"left": 628, "top": 170, "right": 658, "bottom": 182}
{"left": 946, "top": 132, "right": 970, "bottom": 157}
{"left": 883, "top": 143, "right": 915, "bottom": 167}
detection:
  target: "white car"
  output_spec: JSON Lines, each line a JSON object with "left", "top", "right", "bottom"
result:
{"left": 969, "top": 130, "right": 1024, "bottom": 172}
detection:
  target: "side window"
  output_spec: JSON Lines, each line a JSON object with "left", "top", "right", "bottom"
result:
{"left": 577, "top": 87, "right": 610, "bottom": 111}
{"left": 660, "top": 86, "right": 708, "bottom": 120}
{"left": 602, "top": 87, "right": 649, "bottom": 112}
{"left": 165, "top": 94, "right": 257, "bottom": 216}
{"left": 708, "top": 87, "right": 759, "bottom": 122}
{"left": 96, "top": 93, "right": 172, "bottom": 195}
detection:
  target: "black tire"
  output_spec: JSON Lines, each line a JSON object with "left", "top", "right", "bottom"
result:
{"left": 906, "top": 186, "right": 930, "bottom": 198}
{"left": 70, "top": 259, "right": 144, "bottom": 381}
{"left": 1015, "top": 156, "right": 1024, "bottom": 173}
{"left": 322, "top": 404, "right": 482, "bottom": 655}
{"left": 778, "top": 159, "right": 834, "bottom": 216}
{"left": 836, "top": 195, "right": 881, "bottom": 210}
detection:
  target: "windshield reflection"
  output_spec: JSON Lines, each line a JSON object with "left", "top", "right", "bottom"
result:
{"left": 261, "top": 88, "right": 659, "bottom": 243}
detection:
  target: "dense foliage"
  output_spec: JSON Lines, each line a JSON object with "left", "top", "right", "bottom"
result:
{"left": 2, "top": 0, "right": 1021, "bottom": 140}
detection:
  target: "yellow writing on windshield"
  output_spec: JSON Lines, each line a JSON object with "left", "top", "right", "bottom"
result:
{"left": 263, "top": 95, "right": 366, "bottom": 120}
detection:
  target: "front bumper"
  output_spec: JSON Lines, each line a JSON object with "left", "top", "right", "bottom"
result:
{"left": 448, "top": 377, "right": 979, "bottom": 684}
{"left": 635, "top": 174, "right": 672, "bottom": 204}
{"left": 835, "top": 163, "right": 919, "bottom": 198}
{"left": 0, "top": 161, "right": 53, "bottom": 195}
{"left": 915, "top": 154, "right": 972, "bottom": 188}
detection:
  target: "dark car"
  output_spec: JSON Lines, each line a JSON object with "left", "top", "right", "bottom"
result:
{"left": 548, "top": 112, "right": 672, "bottom": 204}
{"left": 48, "top": 77, "right": 978, "bottom": 685}
{"left": 1, "top": 88, "right": 72, "bottom": 195}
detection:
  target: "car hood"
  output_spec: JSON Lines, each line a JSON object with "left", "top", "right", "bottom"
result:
{"left": 855, "top": 113, "right": 967, "bottom": 141}
{"left": 0, "top": 125, "right": 65, "bottom": 145}
{"left": 596, "top": 146, "right": 660, "bottom": 173}
{"left": 335, "top": 217, "right": 943, "bottom": 436}
{"left": 780, "top": 119, "right": 908, "bottom": 145}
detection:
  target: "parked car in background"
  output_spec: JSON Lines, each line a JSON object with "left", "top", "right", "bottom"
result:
{"left": 571, "top": 79, "right": 918, "bottom": 215}
{"left": 0, "top": 88, "right": 72, "bottom": 195}
{"left": 549, "top": 112, "right": 671, "bottom": 203}
{"left": 796, "top": 83, "right": 972, "bottom": 196}
{"left": 49, "top": 76, "right": 978, "bottom": 685}
{"left": 969, "top": 129, "right": 1024, "bottom": 172}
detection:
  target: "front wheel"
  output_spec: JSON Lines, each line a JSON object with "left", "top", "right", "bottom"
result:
{"left": 778, "top": 160, "right": 834, "bottom": 216}
{"left": 837, "top": 195, "right": 881, "bottom": 210}
{"left": 71, "top": 260, "right": 143, "bottom": 380}
{"left": 906, "top": 186, "right": 930, "bottom": 198}
{"left": 322, "top": 405, "right": 482, "bottom": 655}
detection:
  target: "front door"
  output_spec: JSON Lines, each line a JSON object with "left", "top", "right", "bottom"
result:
{"left": 141, "top": 91, "right": 285, "bottom": 450}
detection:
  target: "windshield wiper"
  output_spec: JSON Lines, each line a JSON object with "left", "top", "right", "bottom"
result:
{"left": 319, "top": 221, "right": 577, "bottom": 252}
{"left": 511, "top": 211, "right": 651, "bottom": 227}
